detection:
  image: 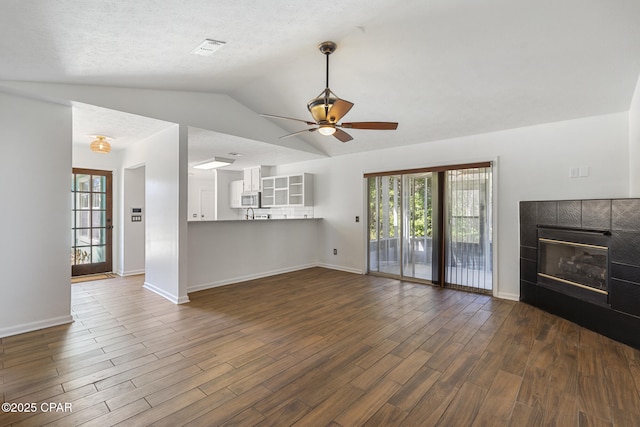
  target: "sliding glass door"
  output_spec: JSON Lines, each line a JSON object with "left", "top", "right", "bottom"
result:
{"left": 444, "top": 167, "right": 492, "bottom": 291}
{"left": 367, "top": 163, "right": 493, "bottom": 293}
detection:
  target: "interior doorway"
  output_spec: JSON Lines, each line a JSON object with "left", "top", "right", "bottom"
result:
{"left": 71, "top": 168, "right": 113, "bottom": 276}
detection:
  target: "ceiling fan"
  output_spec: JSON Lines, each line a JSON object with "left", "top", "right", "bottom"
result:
{"left": 261, "top": 41, "right": 398, "bottom": 143}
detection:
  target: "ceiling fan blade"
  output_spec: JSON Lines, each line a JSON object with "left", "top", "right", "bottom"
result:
{"left": 327, "top": 99, "right": 354, "bottom": 123}
{"left": 340, "top": 122, "right": 398, "bottom": 130}
{"left": 333, "top": 128, "right": 353, "bottom": 143}
{"left": 280, "top": 128, "right": 318, "bottom": 139}
{"left": 261, "top": 113, "right": 316, "bottom": 126}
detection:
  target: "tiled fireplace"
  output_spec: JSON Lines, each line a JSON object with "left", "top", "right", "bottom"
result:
{"left": 520, "top": 199, "right": 640, "bottom": 350}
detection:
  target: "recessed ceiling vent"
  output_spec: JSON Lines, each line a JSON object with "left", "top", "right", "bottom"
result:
{"left": 191, "top": 39, "right": 226, "bottom": 56}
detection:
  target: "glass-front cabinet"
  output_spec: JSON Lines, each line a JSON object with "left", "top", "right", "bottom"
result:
{"left": 262, "top": 173, "right": 313, "bottom": 207}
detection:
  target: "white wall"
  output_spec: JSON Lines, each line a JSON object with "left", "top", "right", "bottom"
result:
{"left": 187, "top": 219, "right": 321, "bottom": 291}
{"left": 121, "top": 166, "right": 145, "bottom": 275}
{"left": 72, "top": 145, "right": 122, "bottom": 275}
{"left": 120, "top": 125, "right": 189, "bottom": 303}
{"left": 0, "top": 91, "right": 73, "bottom": 337}
{"left": 187, "top": 172, "right": 216, "bottom": 221}
{"left": 274, "top": 112, "right": 630, "bottom": 300}
{"left": 630, "top": 74, "right": 640, "bottom": 197}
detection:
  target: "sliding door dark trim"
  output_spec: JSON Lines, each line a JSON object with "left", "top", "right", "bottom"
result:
{"left": 363, "top": 161, "right": 492, "bottom": 179}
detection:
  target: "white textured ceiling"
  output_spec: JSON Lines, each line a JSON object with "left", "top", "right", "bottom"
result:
{"left": 2, "top": 0, "right": 640, "bottom": 160}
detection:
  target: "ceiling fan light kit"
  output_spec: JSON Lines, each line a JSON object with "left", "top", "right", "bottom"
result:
{"left": 90, "top": 135, "right": 111, "bottom": 153}
{"left": 261, "top": 41, "right": 398, "bottom": 143}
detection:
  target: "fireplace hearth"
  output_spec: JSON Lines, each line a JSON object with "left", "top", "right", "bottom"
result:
{"left": 520, "top": 199, "right": 640, "bottom": 350}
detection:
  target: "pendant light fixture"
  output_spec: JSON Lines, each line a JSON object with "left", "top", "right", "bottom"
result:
{"left": 90, "top": 135, "right": 111, "bottom": 153}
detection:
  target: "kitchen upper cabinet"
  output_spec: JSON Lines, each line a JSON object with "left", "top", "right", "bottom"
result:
{"left": 243, "top": 166, "right": 268, "bottom": 192}
{"left": 288, "top": 173, "right": 313, "bottom": 206}
{"left": 230, "top": 180, "right": 243, "bottom": 208}
{"left": 262, "top": 173, "right": 313, "bottom": 207}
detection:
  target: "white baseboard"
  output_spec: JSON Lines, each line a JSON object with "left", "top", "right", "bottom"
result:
{"left": 143, "top": 282, "right": 190, "bottom": 304}
{"left": 0, "top": 315, "right": 73, "bottom": 339}
{"left": 188, "top": 263, "right": 320, "bottom": 293}
{"left": 316, "top": 263, "right": 364, "bottom": 275}
{"left": 497, "top": 291, "right": 520, "bottom": 301}
{"left": 117, "top": 269, "right": 145, "bottom": 277}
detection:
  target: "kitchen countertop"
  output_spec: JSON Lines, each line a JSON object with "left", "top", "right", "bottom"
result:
{"left": 189, "top": 217, "right": 322, "bottom": 223}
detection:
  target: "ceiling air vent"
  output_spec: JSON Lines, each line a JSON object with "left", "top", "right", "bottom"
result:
{"left": 191, "top": 39, "right": 226, "bottom": 56}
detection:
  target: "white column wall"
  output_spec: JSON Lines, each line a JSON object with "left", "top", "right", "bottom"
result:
{"left": 0, "top": 91, "right": 73, "bottom": 337}
{"left": 122, "top": 166, "right": 145, "bottom": 275}
{"left": 120, "top": 125, "right": 189, "bottom": 303}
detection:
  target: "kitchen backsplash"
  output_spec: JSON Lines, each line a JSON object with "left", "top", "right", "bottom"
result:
{"left": 235, "top": 206, "right": 314, "bottom": 220}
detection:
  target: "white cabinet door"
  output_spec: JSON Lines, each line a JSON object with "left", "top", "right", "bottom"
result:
{"left": 229, "top": 180, "right": 243, "bottom": 208}
{"left": 243, "top": 167, "right": 263, "bottom": 192}
{"left": 261, "top": 177, "right": 275, "bottom": 207}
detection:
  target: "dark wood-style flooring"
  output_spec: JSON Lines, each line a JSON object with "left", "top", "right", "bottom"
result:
{"left": 1, "top": 268, "right": 640, "bottom": 426}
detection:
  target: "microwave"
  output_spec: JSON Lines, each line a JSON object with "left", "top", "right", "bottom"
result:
{"left": 241, "top": 192, "right": 261, "bottom": 208}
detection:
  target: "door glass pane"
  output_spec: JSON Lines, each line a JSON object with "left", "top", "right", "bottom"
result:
{"left": 92, "top": 228, "right": 105, "bottom": 245}
{"left": 76, "top": 228, "right": 91, "bottom": 246}
{"left": 92, "top": 193, "right": 105, "bottom": 209}
{"left": 373, "top": 176, "right": 401, "bottom": 276}
{"left": 92, "top": 246, "right": 106, "bottom": 263}
{"left": 403, "top": 173, "right": 433, "bottom": 281}
{"left": 445, "top": 167, "right": 492, "bottom": 291}
{"left": 92, "top": 211, "right": 105, "bottom": 227}
{"left": 76, "top": 174, "right": 90, "bottom": 192}
{"left": 368, "top": 178, "right": 379, "bottom": 272}
{"left": 76, "top": 211, "right": 91, "bottom": 229}
{"left": 92, "top": 175, "right": 105, "bottom": 192}
{"left": 74, "top": 247, "right": 91, "bottom": 264}
{"left": 77, "top": 193, "right": 90, "bottom": 209}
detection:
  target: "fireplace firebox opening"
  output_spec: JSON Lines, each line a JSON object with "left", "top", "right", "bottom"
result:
{"left": 538, "top": 238, "right": 608, "bottom": 294}
{"left": 536, "top": 225, "right": 611, "bottom": 306}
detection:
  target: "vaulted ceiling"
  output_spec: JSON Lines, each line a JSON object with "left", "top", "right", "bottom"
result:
{"left": 2, "top": 0, "right": 640, "bottom": 161}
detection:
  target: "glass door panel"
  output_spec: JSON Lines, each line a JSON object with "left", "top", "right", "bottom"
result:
{"left": 402, "top": 173, "right": 433, "bottom": 281}
{"left": 368, "top": 175, "right": 402, "bottom": 276}
{"left": 444, "top": 167, "right": 492, "bottom": 291}
{"left": 71, "top": 168, "right": 112, "bottom": 276}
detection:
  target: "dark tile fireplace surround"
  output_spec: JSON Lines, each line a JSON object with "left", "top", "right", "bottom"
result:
{"left": 520, "top": 199, "right": 640, "bottom": 350}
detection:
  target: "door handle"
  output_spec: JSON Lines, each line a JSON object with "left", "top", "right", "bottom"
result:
{"left": 106, "top": 225, "right": 114, "bottom": 230}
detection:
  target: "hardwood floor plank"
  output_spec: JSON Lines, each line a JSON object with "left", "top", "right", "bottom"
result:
{"left": 387, "top": 365, "right": 441, "bottom": 411}
{"left": 471, "top": 369, "right": 522, "bottom": 426}
{"left": 435, "top": 381, "right": 488, "bottom": 426}
{"left": 291, "top": 384, "right": 364, "bottom": 427}
{"left": 1, "top": 268, "right": 639, "bottom": 426}
{"left": 80, "top": 398, "right": 151, "bottom": 427}
{"left": 182, "top": 385, "right": 273, "bottom": 427}
{"left": 333, "top": 379, "right": 401, "bottom": 427}
{"left": 362, "top": 402, "right": 408, "bottom": 427}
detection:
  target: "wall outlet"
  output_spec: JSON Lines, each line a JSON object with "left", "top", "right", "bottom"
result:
{"left": 333, "top": 249, "right": 337, "bottom": 255}
{"left": 355, "top": 216, "right": 360, "bottom": 223}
